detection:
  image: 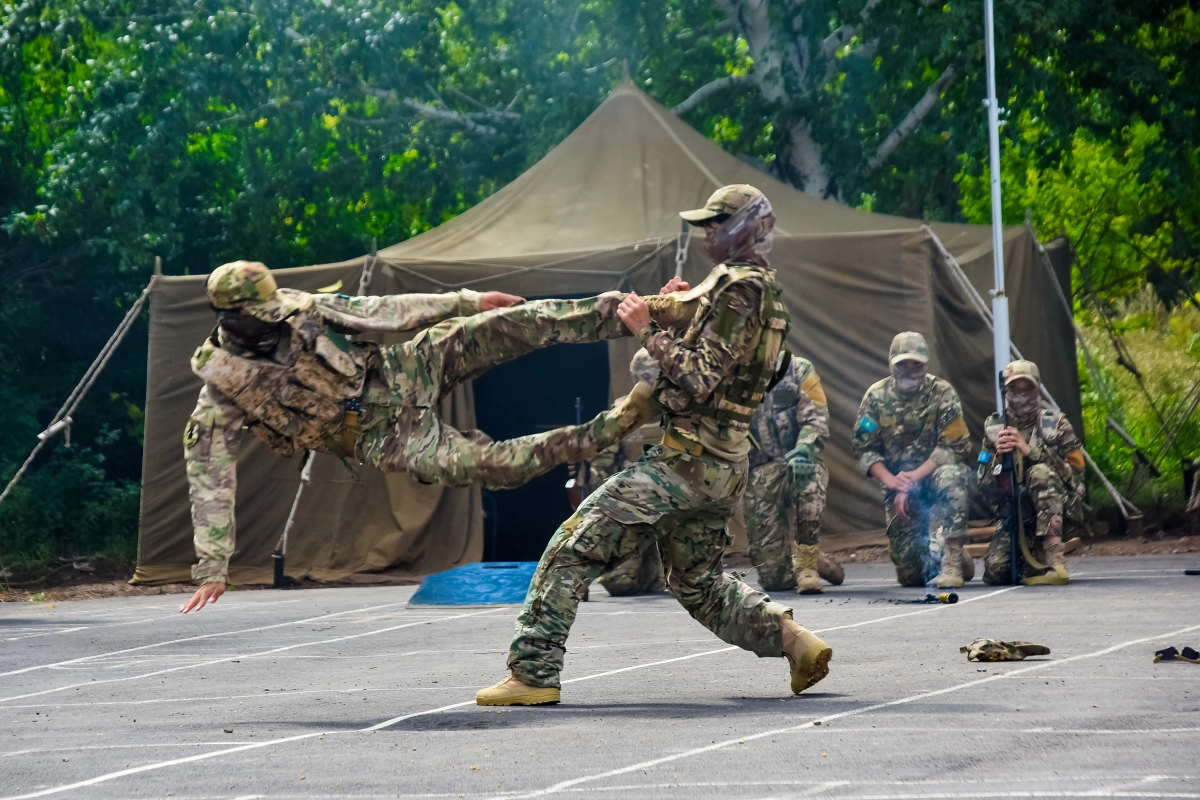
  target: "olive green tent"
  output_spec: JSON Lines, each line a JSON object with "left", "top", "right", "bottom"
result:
{"left": 134, "top": 82, "right": 1078, "bottom": 585}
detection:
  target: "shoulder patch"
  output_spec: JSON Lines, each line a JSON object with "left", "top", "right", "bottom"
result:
{"left": 943, "top": 416, "right": 970, "bottom": 441}
{"left": 978, "top": 450, "right": 992, "bottom": 464}
{"left": 857, "top": 415, "right": 878, "bottom": 434}
{"left": 800, "top": 373, "right": 827, "bottom": 406}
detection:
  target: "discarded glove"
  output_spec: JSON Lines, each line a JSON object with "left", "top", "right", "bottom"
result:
{"left": 960, "top": 639, "right": 1051, "bottom": 662}
{"left": 1154, "top": 646, "right": 1200, "bottom": 663}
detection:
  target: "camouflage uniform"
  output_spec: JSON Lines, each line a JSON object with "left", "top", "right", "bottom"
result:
{"left": 507, "top": 187, "right": 798, "bottom": 689}
{"left": 744, "top": 356, "right": 830, "bottom": 591}
{"left": 853, "top": 373, "right": 974, "bottom": 587}
{"left": 185, "top": 262, "right": 633, "bottom": 585}
{"left": 978, "top": 408, "right": 1084, "bottom": 584}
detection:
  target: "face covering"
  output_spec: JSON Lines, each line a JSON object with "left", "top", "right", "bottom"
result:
{"left": 1006, "top": 385, "right": 1041, "bottom": 427}
{"left": 703, "top": 194, "right": 775, "bottom": 267}
{"left": 218, "top": 309, "right": 281, "bottom": 356}
{"left": 891, "top": 361, "right": 927, "bottom": 394}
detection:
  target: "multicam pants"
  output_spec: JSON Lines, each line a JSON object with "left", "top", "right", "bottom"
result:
{"left": 358, "top": 294, "right": 629, "bottom": 489}
{"left": 884, "top": 463, "right": 973, "bottom": 587}
{"left": 743, "top": 460, "right": 828, "bottom": 591}
{"left": 983, "top": 463, "right": 1067, "bottom": 584}
{"left": 597, "top": 544, "right": 666, "bottom": 596}
{"left": 508, "top": 447, "right": 794, "bottom": 688}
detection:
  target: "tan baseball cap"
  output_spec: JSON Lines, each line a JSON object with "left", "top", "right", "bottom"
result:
{"left": 1003, "top": 359, "right": 1041, "bottom": 386}
{"left": 889, "top": 331, "right": 929, "bottom": 365}
{"left": 679, "top": 184, "right": 764, "bottom": 225}
{"left": 206, "top": 261, "right": 304, "bottom": 322}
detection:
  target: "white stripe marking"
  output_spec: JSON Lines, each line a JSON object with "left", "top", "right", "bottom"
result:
{"left": 0, "top": 608, "right": 504, "bottom": 703}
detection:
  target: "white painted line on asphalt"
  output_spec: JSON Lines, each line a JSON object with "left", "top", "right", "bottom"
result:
{"left": 0, "top": 608, "right": 506, "bottom": 703}
{"left": 0, "top": 601, "right": 412, "bottom": 677}
{"left": 2, "top": 742, "right": 260, "bottom": 757}
{"left": 500, "top": 619, "right": 1200, "bottom": 800}
{"left": 2, "top": 627, "right": 89, "bottom": 641}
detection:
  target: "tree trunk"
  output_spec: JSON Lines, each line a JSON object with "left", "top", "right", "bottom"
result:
{"left": 784, "top": 119, "right": 833, "bottom": 198}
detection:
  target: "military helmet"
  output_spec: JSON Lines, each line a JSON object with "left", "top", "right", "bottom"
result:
{"left": 889, "top": 331, "right": 929, "bottom": 365}
{"left": 1003, "top": 359, "right": 1041, "bottom": 386}
{"left": 206, "top": 261, "right": 303, "bottom": 322}
{"left": 679, "top": 184, "right": 764, "bottom": 225}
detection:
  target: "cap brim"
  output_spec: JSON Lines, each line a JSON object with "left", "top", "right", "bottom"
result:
{"left": 1004, "top": 374, "right": 1039, "bottom": 386}
{"left": 679, "top": 208, "right": 720, "bottom": 224}
{"left": 240, "top": 296, "right": 302, "bottom": 323}
{"left": 889, "top": 353, "right": 929, "bottom": 366}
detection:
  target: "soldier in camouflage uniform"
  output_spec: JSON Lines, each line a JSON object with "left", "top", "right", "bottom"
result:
{"left": 852, "top": 332, "right": 975, "bottom": 588}
{"left": 179, "top": 261, "right": 653, "bottom": 614}
{"left": 583, "top": 349, "right": 667, "bottom": 596}
{"left": 478, "top": 185, "right": 833, "bottom": 706}
{"left": 744, "top": 355, "right": 844, "bottom": 594}
{"left": 978, "top": 360, "right": 1084, "bottom": 586}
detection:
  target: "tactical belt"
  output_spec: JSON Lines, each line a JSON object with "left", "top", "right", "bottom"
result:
{"left": 663, "top": 427, "right": 704, "bottom": 458}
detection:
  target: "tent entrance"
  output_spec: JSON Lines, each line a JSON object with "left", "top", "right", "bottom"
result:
{"left": 474, "top": 318, "right": 611, "bottom": 562}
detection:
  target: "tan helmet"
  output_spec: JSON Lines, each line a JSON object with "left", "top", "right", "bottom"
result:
{"left": 206, "top": 261, "right": 303, "bottom": 322}
{"left": 888, "top": 331, "right": 929, "bottom": 365}
{"left": 1003, "top": 359, "right": 1041, "bottom": 386}
{"left": 679, "top": 184, "right": 764, "bottom": 225}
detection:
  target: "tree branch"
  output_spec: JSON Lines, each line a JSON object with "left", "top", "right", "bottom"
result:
{"left": 402, "top": 98, "right": 497, "bottom": 135}
{"left": 672, "top": 74, "right": 755, "bottom": 116}
{"left": 820, "top": 0, "right": 882, "bottom": 59}
{"left": 866, "top": 64, "right": 956, "bottom": 173}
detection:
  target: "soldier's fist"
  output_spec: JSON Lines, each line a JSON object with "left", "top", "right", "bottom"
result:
{"left": 660, "top": 276, "right": 690, "bottom": 294}
{"left": 179, "top": 581, "right": 225, "bottom": 614}
{"left": 479, "top": 291, "right": 525, "bottom": 311}
{"left": 617, "top": 292, "right": 652, "bottom": 334}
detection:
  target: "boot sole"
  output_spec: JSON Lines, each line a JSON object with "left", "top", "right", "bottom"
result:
{"left": 798, "top": 586, "right": 824, "bottom": 595}
{"left": 476, "top": 689, "right": 561, "bottom": 706}
{"left": 1023, "top": 575, "right": 1068, "bottom": 586}
{"left": 934, "top": 578, "right": 964, "bottom": 588}
{"left": 791, "top": 644, "right": 833, "bottom": 694}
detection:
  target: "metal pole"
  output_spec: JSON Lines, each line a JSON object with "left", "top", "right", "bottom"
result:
{"left": 984, "top": 0, "right": 1008, "bottom": 415}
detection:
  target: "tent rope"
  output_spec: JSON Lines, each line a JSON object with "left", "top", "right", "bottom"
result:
{"left": 925, "top": 227, "right": 1138, "bottom": 517}
{"left": 0, "top": 281, "right": 152, "bottom": 509}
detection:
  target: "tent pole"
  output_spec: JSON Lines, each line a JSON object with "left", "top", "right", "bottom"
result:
{"left": 984, "top": 0, "right": 1008, "bottom": 415}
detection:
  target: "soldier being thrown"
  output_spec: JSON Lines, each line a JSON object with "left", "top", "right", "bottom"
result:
{"left": 744, "top": 353, "right": 844, "bottom": 594}
{"left": 978, "top": 360, "right": 1084, "bottom": 586}
{"left": 477, "top": 185, "right": 833, "bottom": 706}
{"left": 852, "top": 332, "right": 975, "bottom": 588}
{"left": 179, "top": 261, "right": 653, "bottom": 613}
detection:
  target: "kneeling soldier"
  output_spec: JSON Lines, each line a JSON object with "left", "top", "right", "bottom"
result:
{"left": 979, "top": 360, "right": 1084, "bottom": 585}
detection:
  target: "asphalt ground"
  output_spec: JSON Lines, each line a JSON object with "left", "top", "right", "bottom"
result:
{"left": 2, "top": 554, "right": 1199, "bottom": 800}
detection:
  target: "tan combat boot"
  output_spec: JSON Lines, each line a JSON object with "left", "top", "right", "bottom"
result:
{"left": 1024, "top": 535, "right": 1069, "bottom": 586}
{"left": 476, "top": 674, "right": 560, "bottom": 706}
{"left": 782, "top": 615, "right": 832, "bottom": 694}
{"left": 791, "top": 543, "right": 823, "bottom": 594}
{"left": 817, "top": 550, "right": 845, "bottom": 586}
{"left": 961, "top": 551, "right": 976, "bottom": 583}
{"left": 932, "top": 536, "right": 965, "bottom": 588}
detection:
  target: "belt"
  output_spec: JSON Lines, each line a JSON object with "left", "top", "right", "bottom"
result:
{"left": 663, "top": 427, "right": 704, "bottom": 458}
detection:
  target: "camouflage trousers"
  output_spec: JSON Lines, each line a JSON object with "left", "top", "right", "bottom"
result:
{"left": 358, "top": 294, "right": 628, "bottom": 490}
{"left": 884, "top": 463, "right": 973, "bottom": 587}
{"left": 508, "top": 448, "right": 794, "bottom": 688}
{"left": 983, "top": 463, "right": 1066, "bottom": 584}
{"left": 597, "top": 543, "right": 666, "bottom": 596}
{"left": 743, "top": 460, "right": 828, "bottom": 591}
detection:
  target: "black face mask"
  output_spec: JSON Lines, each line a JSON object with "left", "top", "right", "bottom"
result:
{"left": 217, "top": 309, "right": 281, "bottom": 356}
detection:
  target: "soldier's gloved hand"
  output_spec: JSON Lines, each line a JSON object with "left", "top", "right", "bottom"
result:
{"left": 784, "top": 444, "right": 817, "bottom": 495}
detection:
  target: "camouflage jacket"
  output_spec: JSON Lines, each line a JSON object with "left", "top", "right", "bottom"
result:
{"left": 579, "top": 423, "right": 663, "bottom": 494}
{"left": 748, "top": 356, "right": 828, "bottom": 468}
{"left": 638, "top": 263, "right": 783, "bottom": 462}
{"left": 978, "top": 408, "right": 1084, "bottom": 489}
{"left": 852, "top": 374, "right": 972, "bottom": 475}
{"left": 185, "top": 289, "right": 481, "bottom": 584}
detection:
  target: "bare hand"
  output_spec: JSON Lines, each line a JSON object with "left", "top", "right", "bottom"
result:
{"left": 996, "top": 426, "right": 1030, "bottom": 456}
{"left": 894, "top": 491, "right": 912, "bottom": 521}
{"left": 893, "top": 471, "right": 919, "bottom": 492}
{"left": 179, "top": 582, "right": 225, "bottom": 614}
{"left": 479, "top": 291, "right": 525, "bottom": 311}
{"left": 617, "top": 292, "right": 652, "bottom": 334}
{"left": 660, "top": 276, "right": 690, "bottom": 295}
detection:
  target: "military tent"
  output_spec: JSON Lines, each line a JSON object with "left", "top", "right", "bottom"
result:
{"left": 133, "top": 82, "right": 1078, "bottom": 585}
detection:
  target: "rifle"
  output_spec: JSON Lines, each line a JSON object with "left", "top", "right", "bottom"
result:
{"left": 999, "top": 372, "right": 1020, "bottom": 585}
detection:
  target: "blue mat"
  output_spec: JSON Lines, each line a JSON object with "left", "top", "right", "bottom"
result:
{"left": 407, "top": 561, "right": 537, "bottom": 607}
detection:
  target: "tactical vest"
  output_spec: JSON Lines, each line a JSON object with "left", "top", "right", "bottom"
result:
{"left": 668, "top": 264, "right": 791, "bottom": 440}
{"left": 191, "top": 303, "right": 372, "bottom": 456}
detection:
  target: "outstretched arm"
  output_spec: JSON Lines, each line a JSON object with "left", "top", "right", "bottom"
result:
{"left": 180, "top": 385, "right": 244, "bottom": 613}
{"left": 312, "top": 289, "right": 523, "bottom": 333}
